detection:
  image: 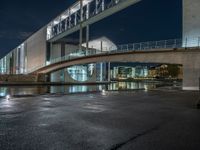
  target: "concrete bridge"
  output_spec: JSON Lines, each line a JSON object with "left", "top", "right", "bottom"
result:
{"left": 32, "top": 47, "right": 200, "bottom": 91}
{"left": 1, "top": 0, "right": 200, "bottom": 91}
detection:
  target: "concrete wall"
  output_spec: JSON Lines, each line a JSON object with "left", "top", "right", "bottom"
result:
{"left": 50, "top": 44, "right": 61, "bottom": 60}
{"left": 0, "top": 74, "right": 38, "bottom": 82}
{"left": 0, "top": 27, "right": 47, "bottom": 74}
{"left": 182, "top": 0, "right": 200, "bottom": 89}
{"left": 26, "top": 27, "right": 47, "bottom": 73}
{"left": 183, "top": 0, "right": 200, "bottom": 46}
{"left": 182, "top": 52, "right": 200, "bottom": 90}
{"left": 49, "top": 43, "right": 79, "bottom": 61}
{"left": 50, "top": 70, "right": 63, "bottom": 82}
{"left": 65, "top": 44, "right": 79, "bottom": 55}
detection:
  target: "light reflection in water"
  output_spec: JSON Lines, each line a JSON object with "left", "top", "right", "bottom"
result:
{"left": 0, "top": 81, "right": 178, "bottom": 97}
{"left": 50, "top": 85, "right": 106, "bottom": 94}
{"left": 108, "top": 82, "right": 156, "bottom": 91}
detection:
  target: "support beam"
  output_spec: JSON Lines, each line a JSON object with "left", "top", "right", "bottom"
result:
{"left": 86, "top": 3, "right": 90, "bottom": 55}
{"left": 48, "top": 0, "right": 141, "bottom": 42}
{"left": 79, "top": 0, "right": 83, "bottom": 51}
{"left": 96, "top": 0, "right": 99, "bottom": 14}
{"left": 102, "top": 0, "right": 105, "bottom": 11}
{"left": 183, "top": 0, "right": 200, "bottom": 47}
{"left": 86, "top": 25, "right": 90, "bottom": 52}
{"left": 108, "top": 62, "right": 111, "bottom": 82}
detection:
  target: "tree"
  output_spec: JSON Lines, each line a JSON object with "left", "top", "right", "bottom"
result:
{"left": 167, "top": 64, "right": 179, "bottom": 78}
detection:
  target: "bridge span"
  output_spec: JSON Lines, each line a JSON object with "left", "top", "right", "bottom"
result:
{"left": 32, "top": 47, "right": 200, "bottom": 91}
{"left": 1, "top": 0, "right": 200, "bottom": 91}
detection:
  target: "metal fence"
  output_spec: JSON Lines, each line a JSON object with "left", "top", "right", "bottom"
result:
{"left": 114, "top": 39, "right": 183, "bottom": 52}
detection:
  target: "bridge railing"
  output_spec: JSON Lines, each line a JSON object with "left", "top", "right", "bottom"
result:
{"left": 113, "top": 39, "right": 183, "bottom": 52}
{"left": 46, "top": 39, "right": 183, "bottom": 66}
{"left": 109, "top": 37, "right": 200, "bottom": 53}
{"left": 27, "top": 37, "right": 200, "bottom": 73}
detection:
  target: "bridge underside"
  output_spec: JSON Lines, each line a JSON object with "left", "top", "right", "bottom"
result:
{"left": 33, "top": 49, "right": 200, "bottom": 90}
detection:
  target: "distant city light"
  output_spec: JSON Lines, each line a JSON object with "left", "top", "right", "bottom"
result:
{"left": 6, "top": 95, "right": 11, "bottom": 101}
{"left": 101, "top": 89, "right": 106, "bottom": 96}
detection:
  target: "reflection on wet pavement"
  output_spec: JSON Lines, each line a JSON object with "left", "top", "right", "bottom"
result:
{"left": 0, "top": 81, "right": 181, "bottom": 97}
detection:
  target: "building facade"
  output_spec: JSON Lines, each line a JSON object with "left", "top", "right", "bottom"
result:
{"left": 0, "top": 0, "right": 199, "bottom": 84}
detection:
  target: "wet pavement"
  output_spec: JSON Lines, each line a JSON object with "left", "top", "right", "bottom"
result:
{"left": 0, "top": 89, "right": 200, "bottom": 150}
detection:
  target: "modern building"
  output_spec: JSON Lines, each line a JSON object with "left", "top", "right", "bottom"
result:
{"left": 0, "top": 0, "right": 140, "bottom": 82}
{"left": 0, "top": 0, "right": 199, "bottom": 85}
{"left": 110, "top": 66, "right": 148, "bottom": 80}
{"left": 148, "top": 65, "right": 183, "bottom": 79}
{"left": 50, "top": 37, "right": 116, "bottom": 82}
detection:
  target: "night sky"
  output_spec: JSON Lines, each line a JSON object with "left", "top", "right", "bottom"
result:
{"left": 0, "top": 0, "right": 182, "bottom": 58}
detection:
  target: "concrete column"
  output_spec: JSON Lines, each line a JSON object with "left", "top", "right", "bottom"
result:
{"left": 68, "top": 9, "right": 71, "bottom": 28}
{"left": 183, "top": 0, "right": 200, "bottom": 47}
{"left": 86, "top": 25, "right": 90, "bottom": 51}
{"left": 79, "top": 0, "right": 83, "bottom": 51}
{"left": 101, "top": 41, "right": 103, "bottom": 52}
{"left": 96, "top": 0, "right": 99, "bottom": 14}
{"left": 182, "top": 51, "right": 200, "bottom": 90}
{"left": 100, "top": 63, "right": 103, "bottom": 81}
{"left": 86, "top": 3, "right": 90, "bottom": 54}
{"left": 102, "top": 0, "right": 105, "bottom": 11}
{"left": 86, "top": 3, "right": 90, "bottom": 19}
{"left": 107, "top": 62, "right": 111, "bottom": 82}
{"left": 75, "top": 12, "right": 77, "bottom": 26}
{"left": 183, "top": 64, "right": 200, "bottom": 90}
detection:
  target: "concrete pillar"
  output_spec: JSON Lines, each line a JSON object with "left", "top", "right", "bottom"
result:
{"left": 79, "top": 0, "right": 83, "bottom": 51}
{"left": 100, "top": 63, "right": 103, "bottom": 81}
{"left": 183, "top": 63, "right": 200, "bottom": 91}
{"left": 75, "top": 12, "right": 77, "bottom": 26}
{"left": 181, "top": 51, "right": 200, "bottom": 90}
{"left": 86, "top": 3, "right": 90, "bottom": 54}
{"left": 102, "top": 0, "right": 105, "bottom": 11}
{"left": 86, "top": 25, "right": 90, "bottom": 51}
{"left": 107, "top": 62, "right": 111, "bottom": 82}
{"left": 96, "top": 0, "right": 99, "bottom": 14}
{"left": 50, "top": 70, "right": 62, "bottom": 82}
{"left": 183, "top": 0, "right": 200, "bottom": 47}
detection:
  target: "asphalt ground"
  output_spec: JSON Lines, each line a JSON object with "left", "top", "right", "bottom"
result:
{"left": 0, "top": 89, "right": 200, "bottom": 150}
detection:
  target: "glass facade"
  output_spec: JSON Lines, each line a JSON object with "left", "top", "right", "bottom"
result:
{"left": 0, "top": 43, "right": 26, "bottom": 75}
{"left": 49, "top": 62, "right": 110, "bottom": 83}
{"left": 67, "top": 64, "right": 94, "bottom": 82}
{"left": 111, "top": 65, "right": 149, "bottom": 79}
